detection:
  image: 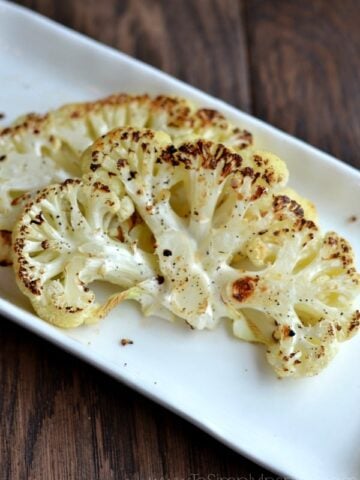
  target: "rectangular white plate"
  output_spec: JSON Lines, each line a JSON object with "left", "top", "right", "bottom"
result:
{"left": 1, "top": 2, "right": 360, "bottom": 479}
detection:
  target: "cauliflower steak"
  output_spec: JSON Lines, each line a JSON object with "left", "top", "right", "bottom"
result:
{"left": 82, "top": 128, "right": 289, "bottom": 331}
{"left": 13, "top": 179, "right": 156, "bottom": 327}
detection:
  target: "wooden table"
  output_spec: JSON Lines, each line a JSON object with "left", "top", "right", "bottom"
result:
{"left": 1, "top": 1, "right": 359, "bottom": 478}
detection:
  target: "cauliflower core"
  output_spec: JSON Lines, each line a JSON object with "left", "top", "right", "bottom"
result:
{"left": 13, "top": 126, "right": 360, "bottom": 377}
{"left": 13, "top": 179, "right": 156, "bottom": 327}
{"left": 0, "top": 93, "right": 253, "bottom": 264}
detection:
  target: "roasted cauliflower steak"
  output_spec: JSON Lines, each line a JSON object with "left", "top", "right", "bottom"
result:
{"left": 13, "top": 179, "right": 156, "bottom": 327}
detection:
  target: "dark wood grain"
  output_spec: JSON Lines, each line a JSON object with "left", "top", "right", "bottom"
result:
{"left": 23, "top": 0, "right": 252, "bottom": 112}
{"left": 245, "top": 0, "right": 360, "bottom": 167}
{"left": 1, "top": 0, "right": 360, "bottom": 479}
{"left": 0, "top": 319, "right": 272, "bottom": 480}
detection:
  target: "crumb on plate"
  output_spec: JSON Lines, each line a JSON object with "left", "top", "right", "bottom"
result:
{"left": 120, "top": 338, "right": 134, "bottom": 346}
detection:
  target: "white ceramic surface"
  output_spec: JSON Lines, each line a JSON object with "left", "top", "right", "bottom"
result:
{"left": 1, "top": 2, "right": 360, "bottom": 479}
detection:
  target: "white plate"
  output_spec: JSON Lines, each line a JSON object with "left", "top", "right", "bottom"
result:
{"left": 1, "top": 2, "right": 360, "bottom": 479}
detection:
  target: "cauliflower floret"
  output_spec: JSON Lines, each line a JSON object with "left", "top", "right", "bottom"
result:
{"left": 12, "top": 179, "right": 156, "bottom": 328}
{"left": 82, "top": 127, "right": 289, "bottom": 329}
{"left": 280, "top": 187, "right": 317, "bottom": 222}
{"left": 0, "top": 93, "right": 253, "bottom": 261}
